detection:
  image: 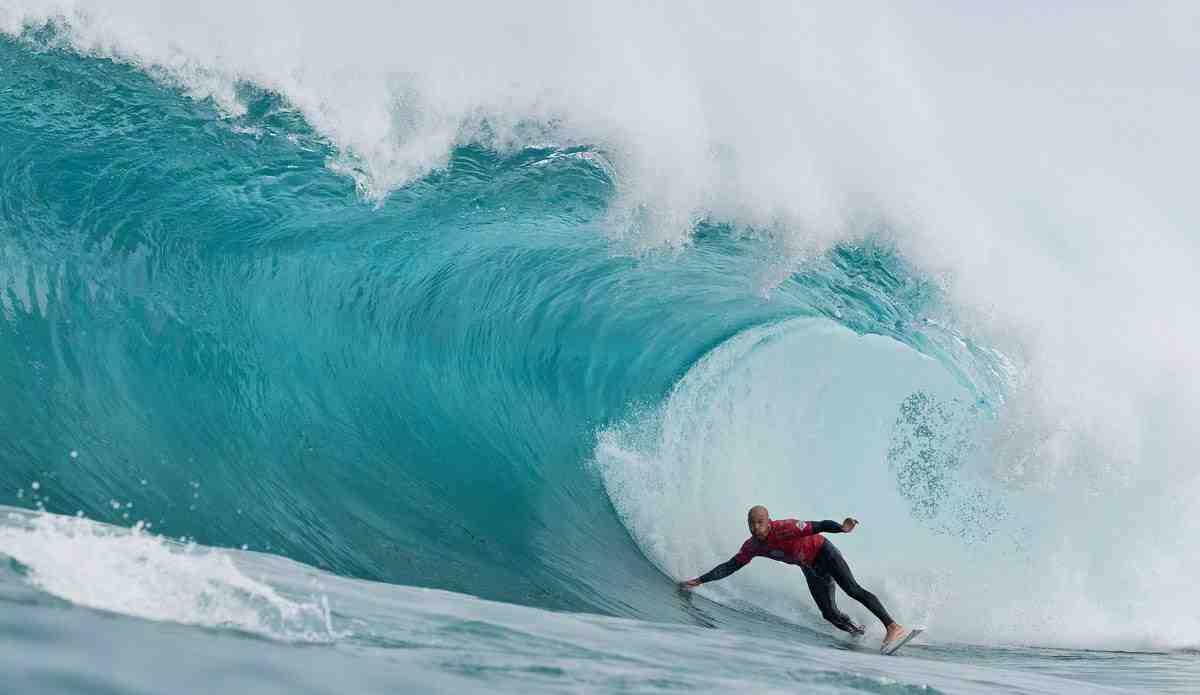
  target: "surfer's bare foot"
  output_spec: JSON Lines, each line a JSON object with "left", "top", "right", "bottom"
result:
{"left": 882, "top": 622, "right": 906, "bottom": 646}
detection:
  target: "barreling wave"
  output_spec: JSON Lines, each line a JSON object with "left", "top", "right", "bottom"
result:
{"left": 0, "top": 31, "right": 998, "bottom": 623}
{"left": 2, "top": 5, "right": 1199, "bottom": 655}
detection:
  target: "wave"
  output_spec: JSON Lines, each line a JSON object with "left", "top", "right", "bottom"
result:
{"left": 2, "top": 4, "right": 1199, "bottom": 654}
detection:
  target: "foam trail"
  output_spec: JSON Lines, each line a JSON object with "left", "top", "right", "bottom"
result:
{"left": 0, "top": 509, "right": 336, "bottom": 642}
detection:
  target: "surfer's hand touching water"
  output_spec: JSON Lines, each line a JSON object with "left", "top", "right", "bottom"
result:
{"left": 677, "top": 506, "right": 911, "bottom": 651}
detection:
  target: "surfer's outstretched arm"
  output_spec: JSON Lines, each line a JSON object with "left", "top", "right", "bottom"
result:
{"left": 807, "top": 518, "right": 857, "bottom": 534}
{"left": 679, "top": 556, "right": 749, "bottom": 589}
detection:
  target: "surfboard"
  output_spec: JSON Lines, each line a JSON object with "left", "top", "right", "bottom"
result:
{"left": 880, "top": 628, "right": 924, "bottom": 655}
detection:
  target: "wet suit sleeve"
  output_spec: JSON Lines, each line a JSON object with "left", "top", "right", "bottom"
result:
{"left": 779, "top": 519, "right": 839, "bottom": 536}
{"left": 696, "top": 557, "right": 745, "bottom": 583}
{"left": 696, "top": 539, "right": 756, "bottom": 583}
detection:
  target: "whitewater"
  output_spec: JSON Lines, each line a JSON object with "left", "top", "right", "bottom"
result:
{"left": 1, "top": 2, "right": 1198, "bottom": 693}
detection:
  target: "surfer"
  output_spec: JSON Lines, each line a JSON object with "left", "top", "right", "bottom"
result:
{"left": 679, "top": 505, "right": 909, "bottom": 651}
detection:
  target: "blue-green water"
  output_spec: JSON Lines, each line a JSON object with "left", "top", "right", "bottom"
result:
{"left": 2, "top": 7, "right": 1198, "bottom": 693}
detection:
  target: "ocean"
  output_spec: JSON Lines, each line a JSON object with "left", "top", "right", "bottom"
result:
{"left": 2, "top": 3, "right": 1198, "bottom": 693}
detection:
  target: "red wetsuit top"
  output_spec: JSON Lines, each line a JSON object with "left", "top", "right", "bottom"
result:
{"left": 691, "top": 518, "right": 897, "bottom": 630}
{"left": 733, "top": 518, "right": 826, "bottom": 568}
{"left": 694, "top": 518, "right": 843, "bottom": 585}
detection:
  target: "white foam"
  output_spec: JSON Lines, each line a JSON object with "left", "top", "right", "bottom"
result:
{"left": 0, "top": 508, "right": 336, "bottom": 642}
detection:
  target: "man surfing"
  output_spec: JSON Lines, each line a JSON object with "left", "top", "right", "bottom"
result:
{"left": 679, "top": 505, "right": 910, "bottom": 651}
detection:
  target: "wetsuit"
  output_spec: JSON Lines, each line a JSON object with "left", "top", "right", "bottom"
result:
{"left": 694, "top": 518, "right": 894, "bottom": 634}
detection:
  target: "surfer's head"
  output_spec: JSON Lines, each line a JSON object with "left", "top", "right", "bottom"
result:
{"left": 747, "top": 505, "right": 771, "bottom": 541}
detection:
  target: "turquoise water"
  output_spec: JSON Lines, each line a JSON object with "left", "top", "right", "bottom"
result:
{"left": 2, "top": 8, "right": 1198, "bottom": 694}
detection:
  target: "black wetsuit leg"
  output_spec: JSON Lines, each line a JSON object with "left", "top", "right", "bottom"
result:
{"left": 811, "top": 540, "right": 895, "bottom": 628}
{"left": 801, "top": 564, "right": 862, "bottom": 634}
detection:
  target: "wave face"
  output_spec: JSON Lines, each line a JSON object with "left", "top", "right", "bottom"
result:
{"left": 1, "top": 30, "right": 981, "bottom": 623}
{"left": 2, "top": 4, "right": 1200, "bottom": 685}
